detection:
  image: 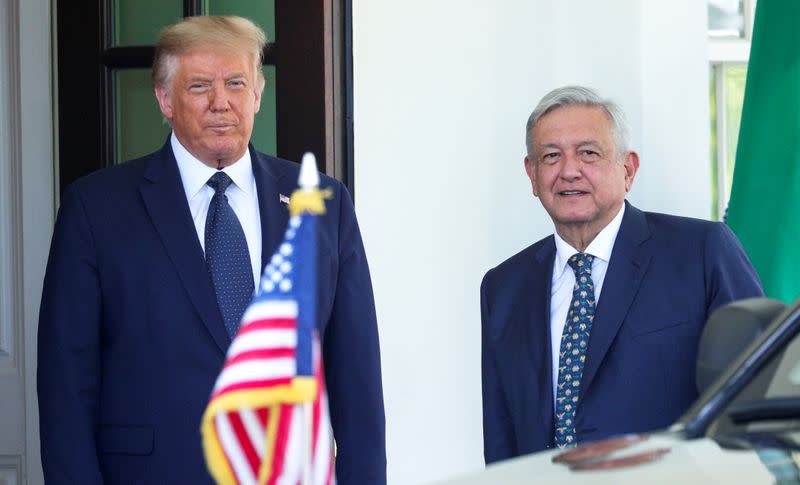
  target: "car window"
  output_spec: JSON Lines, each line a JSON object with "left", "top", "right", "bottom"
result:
{"left": 766, "top": 340, "right": 800, "bottom": 396}
{"left": 709, "top": 329, "right": 800, "bottom": 439}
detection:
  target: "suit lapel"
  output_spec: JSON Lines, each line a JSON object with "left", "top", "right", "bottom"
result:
{"left": 250, "top": 147, "right": 292, "bottom": 273}
{"left": 139, "top": 142, "right": 229, "bottom": 354}
{"left": 581, "top": 202, "right": 652, "bottom": 395}
{"left": 529, "top": 238, "right": 557, "bottom": 437}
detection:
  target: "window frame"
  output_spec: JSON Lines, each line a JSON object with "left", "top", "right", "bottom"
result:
{"left": 708, "top": 0, "right": 757, "bottom": 220}
{"left": 55, "top": 0, "right": 354, "bottom": 195}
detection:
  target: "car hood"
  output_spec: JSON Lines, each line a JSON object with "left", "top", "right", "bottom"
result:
{"left": 434, "top": 432, "right": 800, "bottom": 484}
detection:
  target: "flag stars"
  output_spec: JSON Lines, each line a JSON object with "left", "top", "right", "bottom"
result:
{"left": 285, "top": 217, "right": 302, "bottom": 240}
{"left": 261, "top": 245, "right": 295, "bottom": 295}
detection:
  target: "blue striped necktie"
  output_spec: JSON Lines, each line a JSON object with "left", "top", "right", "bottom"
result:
{"left": 554, "top": 253, "right": 596, "bottom": 448}
{"left": 205, "top": 171, "right": 254, "bottom": 337}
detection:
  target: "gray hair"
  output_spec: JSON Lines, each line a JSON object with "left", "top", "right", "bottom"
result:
{"left": 525, "top": 86, "right": 631, "bottom": 161}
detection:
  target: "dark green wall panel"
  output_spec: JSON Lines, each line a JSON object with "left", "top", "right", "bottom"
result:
{"left": 206, "top": 0, "right": 275, "bottom": 41}
{"left": 115, "top": 0, "right": 182, "bottom": 45}
{"left": 115, "top": 69, "right": 170, "bottom": 163}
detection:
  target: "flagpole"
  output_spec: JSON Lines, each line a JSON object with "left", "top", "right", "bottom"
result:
{"left": 300, "top": 152, "right": 318, "bottom": 485}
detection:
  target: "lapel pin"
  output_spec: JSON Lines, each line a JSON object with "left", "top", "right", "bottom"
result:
{"left": 279, "top": 193, "right": 290, "bottom": 205}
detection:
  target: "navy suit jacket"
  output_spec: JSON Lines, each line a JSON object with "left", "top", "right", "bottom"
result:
{"left": 480, "top": 202, "right": 763, "bottom": 464}
{"left": 38, "top": 142, "right": 386, "bottom": 484}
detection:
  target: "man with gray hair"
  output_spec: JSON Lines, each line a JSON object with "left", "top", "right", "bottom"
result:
{"left": 480, "top": 85, "right": 762, "bottom": 463}
{"left": 38, "top": 16, "right": 385, "bottom": 484}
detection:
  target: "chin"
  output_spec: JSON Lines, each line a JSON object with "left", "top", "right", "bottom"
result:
{"left": 205, "top": 141, "right": 244, "bottom": 159}
{"left": 554, "top": 211, "right": 598, "bottom": 225}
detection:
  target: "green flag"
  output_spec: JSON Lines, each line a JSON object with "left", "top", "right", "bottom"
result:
{"left": 727, "top": 0, "right": 800, "bottom": 304}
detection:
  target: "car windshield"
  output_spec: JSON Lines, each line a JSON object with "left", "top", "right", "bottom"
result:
{"left": 709, "top": 318, "right": 800, "bottom": 447}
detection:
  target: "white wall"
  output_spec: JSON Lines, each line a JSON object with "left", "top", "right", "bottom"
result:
{"left": 353, "top": 1, "right": 708, "bottom": 483}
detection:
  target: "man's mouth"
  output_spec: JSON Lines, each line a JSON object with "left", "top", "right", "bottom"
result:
{"left": 559, "top": 190, "right": 589, "bottom": 196}
{"left": 208, "top": 123, "right": 235, "bottom": 133}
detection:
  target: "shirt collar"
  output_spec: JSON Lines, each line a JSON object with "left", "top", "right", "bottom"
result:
{"left": 552, "top": 202, "right": 626, "bottom": 279}
{"left": 171, "top": 132, "right": 254, "bottom": 200}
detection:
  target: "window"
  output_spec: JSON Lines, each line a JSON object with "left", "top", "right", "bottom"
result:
{"left": 56, "top": 0, "right": 354, "bottom": 194}
{"left": 708, "top": 0, "right": 756, "bottom": 220}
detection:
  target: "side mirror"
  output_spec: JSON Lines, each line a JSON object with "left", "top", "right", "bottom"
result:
{"left": 696, "top": 297, "right": 788, "bottom": 394}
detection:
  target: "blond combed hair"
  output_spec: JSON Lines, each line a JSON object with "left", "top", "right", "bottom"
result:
{"left": 152, "top": 16, "right": 267, "bottom": 92}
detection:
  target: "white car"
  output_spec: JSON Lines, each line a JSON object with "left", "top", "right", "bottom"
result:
{"left": 439, "top": 297, "right": 800, "bottom": 484}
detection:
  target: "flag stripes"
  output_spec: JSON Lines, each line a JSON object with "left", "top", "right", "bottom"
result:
{"left": 202, "top": 200, "right": 335, "bottom": 485}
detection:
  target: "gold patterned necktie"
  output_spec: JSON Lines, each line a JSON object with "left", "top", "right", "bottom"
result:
{"left": 554, "top": 253, "right": 596, "bottom": 448}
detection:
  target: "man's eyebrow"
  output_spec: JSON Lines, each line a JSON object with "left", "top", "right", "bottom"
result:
{"left": 536, "top": 140, "right": 604, "bottom": 152}
{"left": 538, "top": 143, "right": 562, "bottom": 151}
{"left": 185, "top": 75, "right": 212, "bottom": 83}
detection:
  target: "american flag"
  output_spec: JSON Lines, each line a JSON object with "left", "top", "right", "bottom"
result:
{"left": 202, "top": 170, "right": 335, "bottom": 485}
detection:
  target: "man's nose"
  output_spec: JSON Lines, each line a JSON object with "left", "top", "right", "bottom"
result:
{"left": 559, "top": 153, "right": 582, "bottom": 179}
{"left": 209, "top": 84, "right": 230, "bottom": 112}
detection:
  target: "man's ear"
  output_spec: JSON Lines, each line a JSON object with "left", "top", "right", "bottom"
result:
{"left": 154, "top": 85, "right": 173, "bottom": 120}
{"left": 253, "top": 72, "right": 265, "bottom": 114}
{"left": 622, "top": 150, "right": 640, "bottom": 192}
{"left": 253, "top": 85, "right": 262, "bottom": 114}
{"left": 524, "top": 156, "right": 539, "bottom": 197}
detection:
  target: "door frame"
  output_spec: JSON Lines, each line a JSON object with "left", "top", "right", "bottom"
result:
{"left": 2, "top": 0, "right": 55, "bottom": 483}
{"left": 55, "top": 0, "right": 355, "bottom": 194}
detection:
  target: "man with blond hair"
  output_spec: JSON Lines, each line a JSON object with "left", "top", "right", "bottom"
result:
{"left": 38, "top": 16, "right": 385, "bottom": 484}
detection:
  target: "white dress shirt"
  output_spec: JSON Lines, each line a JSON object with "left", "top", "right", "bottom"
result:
{"left": 171, "top": 133, "right": 262, "bottom": 287}
{"left": 549, "top": 203, "right": 626, "bottom": 408}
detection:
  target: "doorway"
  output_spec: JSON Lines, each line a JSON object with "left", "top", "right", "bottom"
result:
{"left": 55, "top": 0, "right": 354, "bottom": 194}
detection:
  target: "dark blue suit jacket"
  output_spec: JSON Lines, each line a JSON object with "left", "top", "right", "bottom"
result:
{"left": 38, "top": 142, "right": 386, "bottom": 484}
{"left": 480, "top": 202, "right": 763, "bottom": 464}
